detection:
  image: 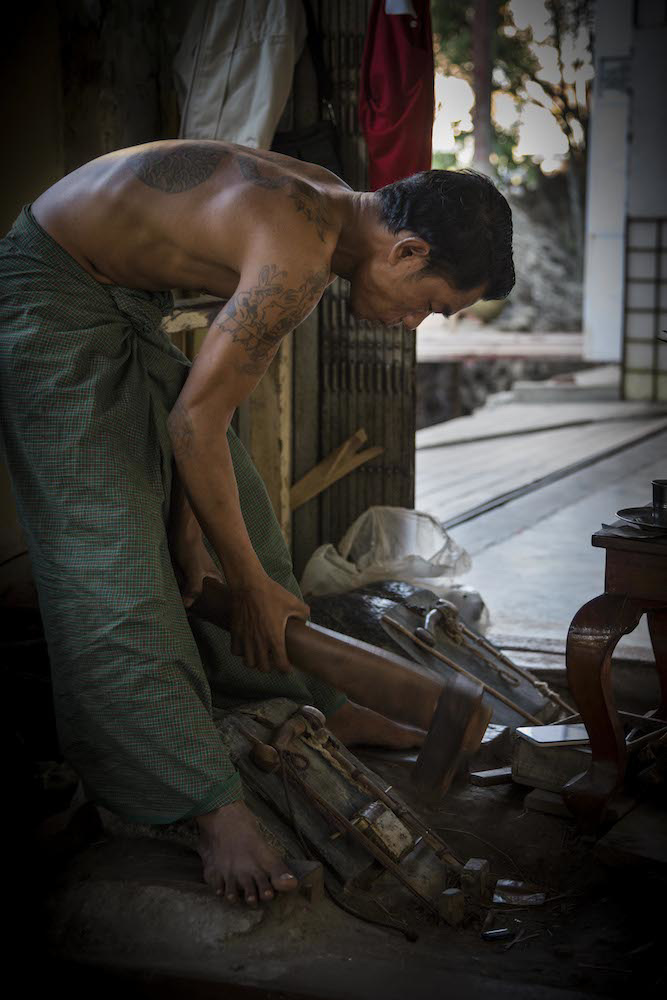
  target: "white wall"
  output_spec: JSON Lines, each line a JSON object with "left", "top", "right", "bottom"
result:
{"left": 582, "top": 0, "right": 633, "bottom": 362}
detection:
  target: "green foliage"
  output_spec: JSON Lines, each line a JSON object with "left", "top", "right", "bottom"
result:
{"left": 432, "top": 150, "right": 458, "bottom": 170}
{"left": 431, "top": 1, "right": 540, "bottom": 90}
{"left": 430, "top": 0, "right": 593, "bottom": 175}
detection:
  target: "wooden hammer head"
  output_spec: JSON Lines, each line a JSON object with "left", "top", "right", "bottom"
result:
{"left": 412, "top": 674, "right": 491, "bottom": 801}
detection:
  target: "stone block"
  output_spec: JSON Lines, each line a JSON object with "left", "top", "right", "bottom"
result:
{"left": 438, "top": 887, "right": 465, "bottom": 926}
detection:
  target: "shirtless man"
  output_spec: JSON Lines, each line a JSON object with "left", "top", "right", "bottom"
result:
{"left": 0, "top": 140, "right": 514, "bottom": 907}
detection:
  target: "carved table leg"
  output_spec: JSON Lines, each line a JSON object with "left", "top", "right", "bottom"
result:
{"left": 647, "top": 607, "right": 667, "bottom": 721}
{"left": 563, "top": 593, "right": 644, "bottom": 829}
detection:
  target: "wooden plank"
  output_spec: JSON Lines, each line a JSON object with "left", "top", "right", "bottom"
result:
{"left": 418, "top": 417, "right": 667, "bottom": 500}
{"left": 292, "top": 311, "right": 320, "bottom": 578}
{"left": 416, "top": 323, "right": 583, "bottom": 363}
{"left": 416, "top": 399, "right": 667, "bottom": 451}
{"left": 451, "top": 429, "right": 667, "bottom": 558}
{"left": 416, "top": 417, "right": 667, "bottom": 525}
{"left": 247, "top": 339, "right": 293, "bottom": 543}
{"left": 290, "top": 428, "right": 384, "bottom": 511}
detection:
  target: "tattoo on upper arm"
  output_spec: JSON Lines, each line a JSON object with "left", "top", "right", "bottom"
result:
{"left": 169, "top": 399, "right": 195, "bottom": 459}
{"left": 214, "top": 265, "right": 329, "bottom": 376}
{"left": 128, "top": 145, "right": 225, "bottom": 193}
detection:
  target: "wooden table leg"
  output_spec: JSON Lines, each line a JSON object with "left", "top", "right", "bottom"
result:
{"left": 647, "top": 607, "right": 667, "bottom": 721}
{"left": 563, "top": 593, "right": 644, "bottom": 828}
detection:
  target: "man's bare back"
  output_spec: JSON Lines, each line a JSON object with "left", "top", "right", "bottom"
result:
{"left": 32, "top": 140, "right": 348, "bottom": 296}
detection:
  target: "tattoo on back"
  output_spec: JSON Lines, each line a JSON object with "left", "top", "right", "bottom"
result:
{"left": 127, "top": 143, "right": 333, "bottom": 241}
{"left": 128, "top": 145, "right": 224, "bottom": 193}
{"left": 237, "top": 155, "right": 332, "bottom": 242}
{"left": 236, "top": 155, "right": 283, "bottom": 190}
{"left": 214, "top": 264, "right": 329, "bottom": 376}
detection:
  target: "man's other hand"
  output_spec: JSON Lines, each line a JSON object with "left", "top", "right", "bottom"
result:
{"left": 230, "top": 575, "right": 309, "bottom": 673}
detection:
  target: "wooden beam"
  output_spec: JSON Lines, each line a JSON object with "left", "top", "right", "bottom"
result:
{"left": 248, "top": 340, "right": 293, "bottom": 543}
{"left": 290, "top": 428, "right": 384, "bottom": 511}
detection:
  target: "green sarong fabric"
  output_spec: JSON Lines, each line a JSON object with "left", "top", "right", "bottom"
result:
{"left": 0, "top": 206, "right": 345, "bottom": 824}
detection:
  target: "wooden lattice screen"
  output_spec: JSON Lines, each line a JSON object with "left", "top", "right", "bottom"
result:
{"left": 622, "top": 217, "right": 667, "bottom": 402}
{"left": 291, "top": 0, "right": 416, "bottom": 573}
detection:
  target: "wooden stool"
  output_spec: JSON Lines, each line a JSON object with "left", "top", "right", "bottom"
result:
{"left": 563, "top": 523, "right": 667, "bottom": 828}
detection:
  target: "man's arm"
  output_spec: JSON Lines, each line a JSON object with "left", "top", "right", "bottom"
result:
{"left": 167, "top": 251, "right": 329, "bottom": 671}
{"left": 168, "top": 472, "right": 223, "bottom": 606}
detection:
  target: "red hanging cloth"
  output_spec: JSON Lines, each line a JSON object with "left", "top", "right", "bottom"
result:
{"left": 359, "top": 0, "right": 435, "bottom": 191}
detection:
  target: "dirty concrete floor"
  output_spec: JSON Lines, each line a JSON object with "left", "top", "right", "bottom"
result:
{"left": 14, "top": 431, "right": 667, "bottom": 998}
{"left": 27, "top": 736, "right": 665, "bottom": 1000}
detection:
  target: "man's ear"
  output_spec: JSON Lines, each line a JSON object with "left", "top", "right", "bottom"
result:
{"left": 388, "top": 236, "right": 431, "bottom": 266}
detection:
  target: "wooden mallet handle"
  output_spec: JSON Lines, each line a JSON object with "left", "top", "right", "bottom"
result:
{"left": 189, "top": 577, "right": 442, "bottom": 730}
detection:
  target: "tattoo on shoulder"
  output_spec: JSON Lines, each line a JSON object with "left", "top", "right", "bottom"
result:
{"left": 128, "top": 145, "right": 225, "bottom": 194}
{"left": 287, "top": 179, "right": 331, "bottom": 243}
{"left": 214, "top": 264, "right": 329, "bottom": 376}
{"left": 236, "top": 155, "right": 283, "bottom": 190}
{"left": 236, "top": 156, "right": 332, "bottom": 243}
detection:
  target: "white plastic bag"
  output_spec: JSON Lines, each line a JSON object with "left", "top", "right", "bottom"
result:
{"left": 300, "top": 506, "right": 471, "bottom": 598}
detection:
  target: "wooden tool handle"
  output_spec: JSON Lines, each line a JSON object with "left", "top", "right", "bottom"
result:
{"left": 189, "top": 577, "right": 442, "bottom": 730}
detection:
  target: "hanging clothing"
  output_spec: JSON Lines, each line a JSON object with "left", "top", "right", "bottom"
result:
{"left": 359, "top": 0, "right": 435, "bottom": 190}
{"left": 174, "top": 0, "right": 307, "bottom": 149}
{"left": 0, "top": 206, "right": 345, "bottom": 824}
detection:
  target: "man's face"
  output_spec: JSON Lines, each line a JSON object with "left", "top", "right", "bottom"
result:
{"left": 348, "top": 237, "right": 486, "bottom": 330}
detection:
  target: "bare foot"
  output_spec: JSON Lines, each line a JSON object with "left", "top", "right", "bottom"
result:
{"left": 197, "top": 800, "right": 298, "bottom": 905}
{"left": 327, "top": 700, "right": 425, "bottom": 749}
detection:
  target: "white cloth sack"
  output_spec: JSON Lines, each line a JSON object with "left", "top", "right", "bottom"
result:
{"left": 300, "top": 506, "right": 471, "bottom": 598}
{"left": 174, "top": 0, "right": 307, "bottom": 149}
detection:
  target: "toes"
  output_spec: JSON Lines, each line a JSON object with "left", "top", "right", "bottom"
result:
{"left": 201, "top": 861, "right": 224, "bottom": 895}
{"left": 239, "top": 874, "right": 258, "bottom": 906}
{"left": 224, "top": 877, "right": 239, "bottom": 904}
{"left": 269, "top": 864, "right": 298, "bottom": 893}
{"left": 254, "top": 872, "right": 274, "bottom": 902}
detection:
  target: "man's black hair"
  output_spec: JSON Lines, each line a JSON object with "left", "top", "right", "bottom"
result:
{"left": 375, "top": 169, "right": 515, "bottom": 300}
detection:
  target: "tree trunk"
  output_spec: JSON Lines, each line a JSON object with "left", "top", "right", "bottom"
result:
{"left": 566, "top": 147, "right": 585, "bottom": 272}
{"left": 472, "top": 0, "right": 494, "bottom": 174}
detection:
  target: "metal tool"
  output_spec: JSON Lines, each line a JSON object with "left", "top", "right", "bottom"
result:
{"left": 412, "top": 674, "right": 492, "bottom": 800}
{"left": 382, "top": 614, "right": 544, "bottom": 725}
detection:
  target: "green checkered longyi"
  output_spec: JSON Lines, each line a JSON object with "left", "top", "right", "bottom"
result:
{"left": 0, "top": 206, "right": 345, "bottom": 823}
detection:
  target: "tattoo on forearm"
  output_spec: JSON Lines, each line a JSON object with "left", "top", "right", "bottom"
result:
{"left": 169, "top": 399, "right": 195, "bottom": 459}
{"left": 214, "top": 265, "right": 329, "bottom": 375}
{"left": 128, "top": 146, "right": 224, "bottom": 193}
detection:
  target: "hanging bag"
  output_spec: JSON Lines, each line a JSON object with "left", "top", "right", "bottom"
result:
{"left": 271, "top": 0, "right": 345, "bottom": 180}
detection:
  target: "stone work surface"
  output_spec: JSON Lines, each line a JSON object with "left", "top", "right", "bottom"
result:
{"left": 47, "top": 837, "right": 265, "bottom": 963}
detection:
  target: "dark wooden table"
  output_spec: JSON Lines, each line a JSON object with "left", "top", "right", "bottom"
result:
{"left": 563, "top": 521, "right": 667, "bottom": 828}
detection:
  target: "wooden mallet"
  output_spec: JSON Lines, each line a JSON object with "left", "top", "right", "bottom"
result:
{"left": 189, "top": 578, "right": 491, "bottom": 798}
